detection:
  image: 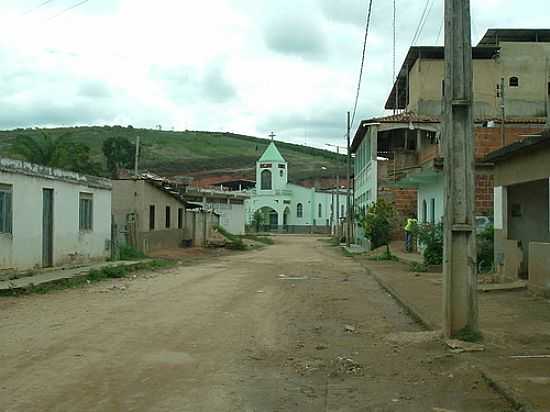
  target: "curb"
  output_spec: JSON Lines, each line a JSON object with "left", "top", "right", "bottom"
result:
{"left": 361, "top": 263, "right": 438, "bottom": 331}
{"left": 481, "top": 370, "right": 538, "bottom": 412}
{"left": 357, "top": 259, "right": 540, "bottom": 412}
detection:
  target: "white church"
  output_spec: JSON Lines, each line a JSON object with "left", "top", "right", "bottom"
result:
{"left": 245, "top": 142, "right": 348, "bottom": 233}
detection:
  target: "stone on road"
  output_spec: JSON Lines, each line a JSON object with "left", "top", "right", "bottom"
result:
{"left": 0, "top": 237, "right": 513, "bottom": 411}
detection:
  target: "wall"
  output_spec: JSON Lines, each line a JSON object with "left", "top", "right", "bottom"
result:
{"left": 475, "top": 169, "right": 494, "bottom": 216}
{"left": 416, "top": 177, "right": 444, "bottom": 224}
{"left": 475, "top": 125, "right": 545, "bottom": 159}
{"left": 528, "top": 242, "right": 550, "bottom": 296}
{"left": 0, "top": 171, "right": 111, "bottom": 270}
{"left": 206, "top": 198, "right": 246, "bottom": 235}
{"left": 407, "top": 58, "right": 498, "bottom": 118}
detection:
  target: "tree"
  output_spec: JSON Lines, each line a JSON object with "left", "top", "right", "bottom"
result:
{"left": 357, "top": 199, "right": 396, "bottom": 255}
{"left": 102, "top": 136, "right": 135, "bottom": 178}
{"left": 12, "top": 130, "right": 102, "bottom": 176}
{"left": 251, "top": 209, "right": 264, "bottom": 232}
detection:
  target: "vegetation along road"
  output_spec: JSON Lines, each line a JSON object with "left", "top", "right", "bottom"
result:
{"left": 0, "top": 237, "right": 514, "bottom": 411}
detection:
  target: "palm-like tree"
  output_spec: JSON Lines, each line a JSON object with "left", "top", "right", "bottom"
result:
{"left": 12, "top": 130, "right": 72, "bottom": 168}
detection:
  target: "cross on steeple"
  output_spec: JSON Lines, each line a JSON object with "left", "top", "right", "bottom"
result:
{"left": 269, "top": 131, "right": 276, "bottom": 141}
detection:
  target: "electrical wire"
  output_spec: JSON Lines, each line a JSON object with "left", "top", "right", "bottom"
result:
{"left": 410, "top": 0, "right": 432, "bottom": 46}
{"left": 47, "top": 0, "right": 89, "bottom": 21}
{"left": 350, "top": 0, "right": 375, "bottom": 131}
{"left": 22, "top": 0, "right": 56, "bottom": 15}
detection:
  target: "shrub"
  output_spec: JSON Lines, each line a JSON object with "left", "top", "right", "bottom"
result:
{"left": 415, "top": 223, "right": 443, "bottom": 266}
{"left": 119, "top": 244, "right": 146, "bottom": 260}
{"left": 357, "top": 199, "right": 396, "bottom": 255}
{"left": 477, "top": 225, "right": 494, "bottom": 273}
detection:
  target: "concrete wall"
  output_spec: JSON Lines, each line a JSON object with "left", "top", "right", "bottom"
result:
{"left": 417, "top": 177, "right": 444, "bottom": 224}
{"left": 0, "top": 169, "right": 111, "bottom": 270}
{"left": 206, "top": 198, "right": 245, "bottom": 235}
{"left": 529, "top": 242, "right": 550, "bottom": 296}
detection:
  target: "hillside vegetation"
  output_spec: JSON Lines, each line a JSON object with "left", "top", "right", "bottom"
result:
{"left": 0, "top": 126, "right": 347, "bottom": 182}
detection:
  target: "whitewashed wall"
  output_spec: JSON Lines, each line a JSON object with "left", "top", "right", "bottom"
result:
{"left": 0, "top": 169, "right": 111, "bottom": 271}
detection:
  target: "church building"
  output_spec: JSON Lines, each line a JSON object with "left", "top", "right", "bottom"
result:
{"left": 245, "top": 142, "right": 348, "bottom": 233}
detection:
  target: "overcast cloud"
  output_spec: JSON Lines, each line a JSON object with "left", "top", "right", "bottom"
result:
{"left": 0, "top": 0, "right": 548, "bottom": 148}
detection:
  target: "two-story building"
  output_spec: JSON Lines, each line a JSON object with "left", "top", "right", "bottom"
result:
{"left": 352, "top": 29, "right": 550, "bottom": 248}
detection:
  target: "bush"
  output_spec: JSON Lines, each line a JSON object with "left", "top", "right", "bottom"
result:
{"left": 357, "top": 199, "right": 396, "bottom": 255}
{"left": 415, "top": 223, "right": 443, "bottom": 266}
{"left": 119, "top": 244, "right": 146, "bottom": 260}
{"left": 477, "top": 225, "right": 494, "bottom": 273}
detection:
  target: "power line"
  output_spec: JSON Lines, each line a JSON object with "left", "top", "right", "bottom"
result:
{"left": 410, "top": 0, "right": 432, "bottom": 46}
{"left": 393, "top": 0, "right": 397, "bottom": 114}
{"left": 47, "top": 0, "right": 89, "bottom": 21}
{"left": 350, "top": 0, "right": 374, "bottom": 131}
{"left": 22, "top": 0, "right": 56, "bottom": 16}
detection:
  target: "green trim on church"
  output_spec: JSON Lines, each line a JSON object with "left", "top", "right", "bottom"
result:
{"left": 258, "top": 142, "right": 286, "bottom": 163}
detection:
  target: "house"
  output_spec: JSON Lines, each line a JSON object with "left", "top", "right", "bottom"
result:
{"left": 178, "top": 187, "right": 248, "bottom": 235}
{"left": 0, "top": 158, "right": 112, "bottom": 271}
{"left": 486, "top": 131, "right": 550, "bottom": 295}
{"left": 352, "top": 28, "right": 550, "bottom": 248}
{"left": 112, "top": 177, "right": 220, "bottom": 253}
{"left": 244, "top": 142, "right": 348, "bottom": 233}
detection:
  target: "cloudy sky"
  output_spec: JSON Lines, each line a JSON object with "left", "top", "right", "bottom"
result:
{"left": 0, "top": 0, "right": 547, "bottom": 149}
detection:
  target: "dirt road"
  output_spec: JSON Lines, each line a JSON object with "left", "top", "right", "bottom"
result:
{"left": 1, "top": 236, "right": 512, "bottom": 411}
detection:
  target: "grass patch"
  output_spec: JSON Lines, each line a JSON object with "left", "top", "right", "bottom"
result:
{"left": 320, "top": 237, "right": 340, "bottom": 247}
{"left": 119, "top": 244, "right": 147, "bottom": 260}
{"left": 408, "top": 262, "right": 428, "bottom": 273}
{"left": 215, "top": 226, "right": 247, "bottom": 250}
{"left": 454, "top": 327, "right": 483, "bottom": 343}
{"left": 241, "top": 234, "right": 274, "bottom": 245}
{"left": 2, "top": 259, "right": 174, "bottom": 297}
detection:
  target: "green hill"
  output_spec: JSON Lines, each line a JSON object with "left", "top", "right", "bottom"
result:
{"left": 0, "top": 126, "right": 347, "bottom": 183}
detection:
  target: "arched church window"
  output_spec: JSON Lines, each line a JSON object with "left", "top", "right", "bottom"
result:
{"left": 261, "top": 170, "right": 272, "bottom": 190}
{"left": 297, "top": 203, "right": 303, "bottom": 218}
{"left": 318, "top": 203, "right": 322, "bottom": 218}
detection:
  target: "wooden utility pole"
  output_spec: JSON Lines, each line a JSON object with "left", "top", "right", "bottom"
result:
{"left": 346, "top": 112, "right": 352, "bottom": 248}
{"left": 134, "top": 135, "right": 141, "bottom": 177}
{"left": 442, "top": 0, "right": 479, "bottom": 338}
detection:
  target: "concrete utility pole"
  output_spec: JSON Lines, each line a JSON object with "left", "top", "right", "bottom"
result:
{"left": 134, "top": 135, "right": 141, "bottom": 177}
{"left": 442, "top": 0, "right": 479, "bottom": 338}
{"left": 346, "top": 112, "right": 352, "bottom": 248}
{"left": 326, "top": 143, "right": 343, "bottom": 240}
{"left": 500, "top": 77, "right": 506, "bottom": 147}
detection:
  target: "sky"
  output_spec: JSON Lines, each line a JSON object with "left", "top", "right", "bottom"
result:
{"left": 0, "top": 0, "right": 548, "bottom": 150}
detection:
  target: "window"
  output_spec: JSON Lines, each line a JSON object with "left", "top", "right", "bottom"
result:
{"left": 165, "top": 206, "right": 171, "bottom": 228}
{"left": 430, "top": 198, "right": 436, "bottom": 224}
{"left": 341, "top": 204, "right": 345, "bottom": 217}
{"left": 261, "top": 169, "right": 272, "bottom": 190}
{"left": 297, "top": 203, "right": 303, "bottom": 218}
{"left": 318, "top": 203, "right": 323, "bottom": 218}
{"left": 422, "top": 200, "right": 428, "bottom": 223}
{"left": 149, "top": 205, "right": 155, "bottom": 230}
{"left": 0, "top": 184, "right": 13, "bottom": 234}
{"left": 509, "top": 76, "right": 519, "bottom": 87}
{"left": 79, "top": 193, "right": 93, "bottom": 231}
{"left": 178, "top": 208, "right": 183, "bottom": 229}
{"left": 280, "top": 170, "right": 284, "bottom": 177}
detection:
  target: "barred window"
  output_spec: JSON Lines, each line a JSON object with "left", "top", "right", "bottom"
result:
{"left": 0, "top": 184, "right": 13, "bottom": 234}
{"left": 297, "top": 203, "right": 303, "bottom": 218}
{"left": 79, "top": 193, "right": 93, "bottom": 231}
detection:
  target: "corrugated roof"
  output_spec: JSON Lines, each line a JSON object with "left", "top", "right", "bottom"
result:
{"left": 258, "top": 142, "right": 286, "bottom": 163}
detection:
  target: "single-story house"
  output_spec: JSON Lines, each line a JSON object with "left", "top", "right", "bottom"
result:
{"left": 0, "top": 158, "right": 112, "bottom": 271}
{"left": 112, "top": 177, "right": 220, "bottom": 253}
{"left": 486, "top": 131, "right": 550, "bottom": 295}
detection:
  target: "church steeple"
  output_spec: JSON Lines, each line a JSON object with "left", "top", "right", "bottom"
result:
{"left": 256, "top": 142, "right": 288, "bottom": 191}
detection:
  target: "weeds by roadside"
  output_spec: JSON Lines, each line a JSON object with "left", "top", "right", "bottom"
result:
{"left": 1, "top": 259, "right": 174, "bottom": 297}
{"left": 241, "top": 234, "right": 274, "bottom": 245}
{"left": 216, "top": 226, "right": 274, "bottom": 250}
{"left": 408, "top": 262, "right": 428, "bottom": 273}
{"left": 367, "top": 251, "right": 398, "bottom": 262}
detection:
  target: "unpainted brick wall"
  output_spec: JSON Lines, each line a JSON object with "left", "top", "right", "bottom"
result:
{"left": 475, "top": 172, "right": 494, "bottom": 216}
{"left": 378, "top": 187, "right": 418, "bottom": 240}
{"left": 475, "top": 126, "right": 544, "bottom": 159}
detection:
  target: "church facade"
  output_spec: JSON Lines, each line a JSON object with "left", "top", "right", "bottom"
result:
{"left": 244, "top": 142, "right": 348, "bottom": 233}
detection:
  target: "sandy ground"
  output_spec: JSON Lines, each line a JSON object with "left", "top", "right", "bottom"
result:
{"left": 0, "top": 236, "right": 513, "bottom": 412}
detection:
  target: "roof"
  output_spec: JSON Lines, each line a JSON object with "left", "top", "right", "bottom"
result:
{"left": 477, "top": 29, "right": 550, "bottom": 46}
{"left": 258, "top": 142, "right": 286, "bottom": 163}
{"left": 485, "top": 130, "right": 550, "bottom": 162}
{"left": 385, "top": 46, "right": 499, "bottom": 110}
{"left": 0, "top": 157, "right": 112, "bottom": 190}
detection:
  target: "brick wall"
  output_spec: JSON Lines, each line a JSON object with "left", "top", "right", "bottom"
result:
{"left": 475, "top": 171, "right": 494, "bottom": 216}
{"left": 475, "top": 126, "right": 544, "bottom": 159}
{"left": 378, "top": 187, "right": 418, "bottom": 240}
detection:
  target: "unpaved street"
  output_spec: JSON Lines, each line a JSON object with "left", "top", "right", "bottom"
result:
{"left": 1, "top": 237, "right": 512, "bottom": 411}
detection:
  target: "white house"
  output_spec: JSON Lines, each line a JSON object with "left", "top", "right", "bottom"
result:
{"left": 245, "top": 142, "right": 348, "bottom": 233}
{"left": 0, "top": 158, "right": 112, "bottom": 271}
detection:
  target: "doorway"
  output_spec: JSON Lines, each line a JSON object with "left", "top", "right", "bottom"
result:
{"left": 42, "top": 188, "right": 54, "bottom": 267}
